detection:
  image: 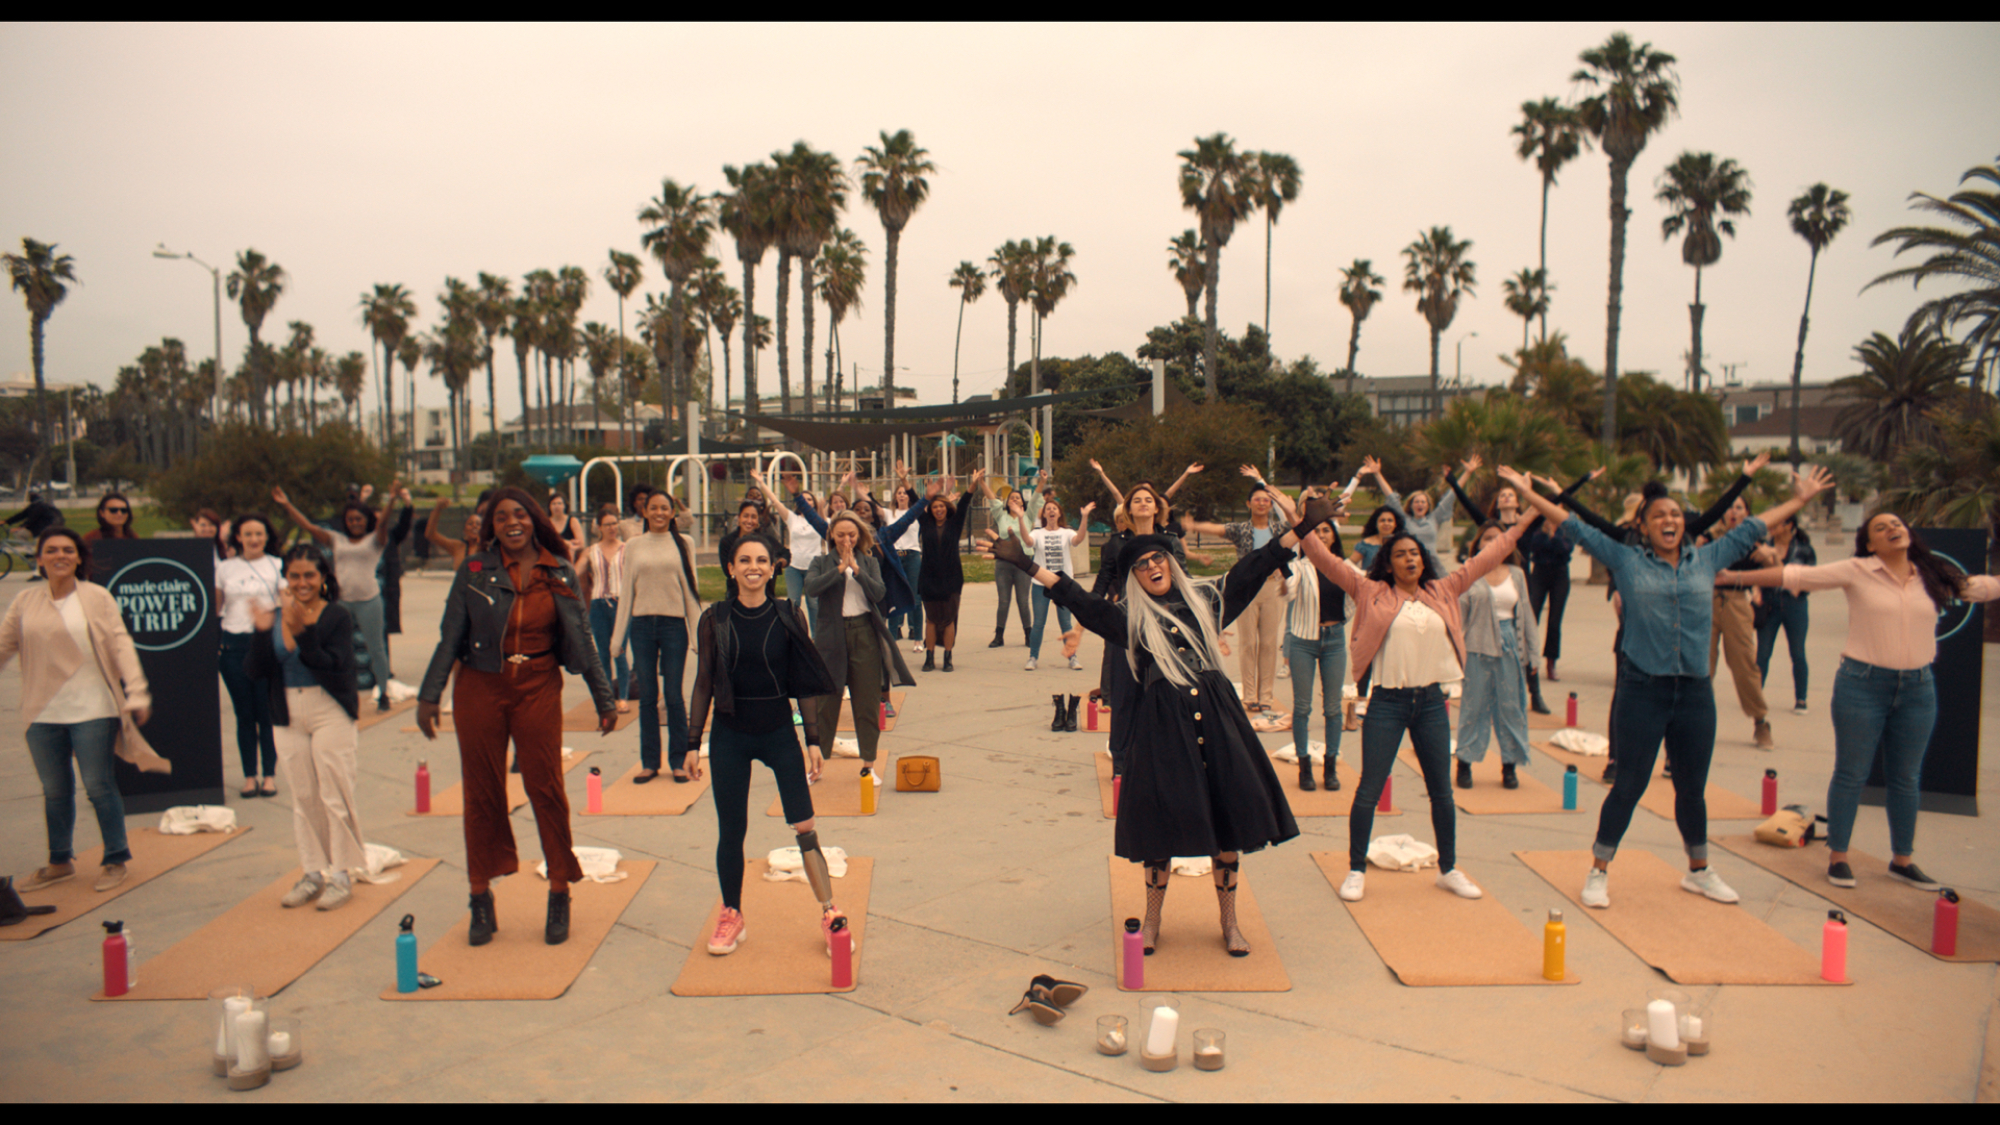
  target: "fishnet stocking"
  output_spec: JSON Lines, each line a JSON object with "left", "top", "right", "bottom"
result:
{"left": 1141, "top": 861, "right": 1169, "bottom": 954}
{"left": 1213, "top": 853, "right": 1248, "bottom": 956}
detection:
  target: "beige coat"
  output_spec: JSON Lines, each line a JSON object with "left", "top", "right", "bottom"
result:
{"left": 0, "top": 582, "right": 171, "bottom": 773}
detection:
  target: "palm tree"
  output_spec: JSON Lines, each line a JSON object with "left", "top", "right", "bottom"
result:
{"left": 581, "top": 321, "right": 621, "bottom": 440}
{"left": 603, "top": 250, "right": 643, "bottom": 451}
{"left": 1832, "top": 323, "right": 1971, "bottom": 464}
{"left": 706, "top": 279, "right": 743, "bottom": 418}
{"left": 1247, "top": 151, "right": 1302, "bottom": 344}
{"left": 1616, "top": 372, "right": 1728, "bottom": 477}
{"left": 521, "top": 270, "right": 558, "bottom": 447}
{"left": 989, "top": 240, "right": 1033, "bottom": 392}
{"left": 334, "top": 351, "right": 368, "bottom": 427}
{"left": 1028, "top": 236, "right": 1077, "bottom": 394}
{"left": 1511, "top": 98, "right": 1584, "bottom": 341}
{"left": 1502, "top": 268, "right": 1554, "bottom": 353}
{"left": 3, "top": 238, "right": 76, "bottom": 485}
{"left": 1866, "top": 155, "right": 2000, "bottom": 392}
{"left": 1167, "top": 231, "right": 1205, "bottom": 321}
{"left": 1401, "top": 227, "right": 1477, "bottom": 417}
{"left": 857, "top": 129, "right": 934, "bottom": 411}
{"left": 948, "top": 260, "right": 985, "bottom": 403}
{"left": 769, "top": 144, "right": 846, "bottom": 415}
{"left": 1573, "top": 31, "right": 1681, "bottom": 448}
{"left": 816, "top": 228, "right": 866, "bottom": 411}
{"left": 720, "top": 162, "right": 776, "bottom": 419}
{"left": 1178, "top": 133, "right": 1255, "bottom": 398}
{"left": 552, "top": 265, "right": 590, "bottom": 422}
{"left": 397, "top": 336, "right": 421, "bottom": 468}
{"left": 1337, "top": 259, "right": 1385, "bottom": 394}
{"left": 507, "top": 292, "right": 541, "bottom": 450}
{"left": 228, "top": 249, "right": 287, "bottom": 427}
{"left": 639, "top": 179, "right": 717, "bottom": 433}
{"left": 1784, "top": 183, "right": 1852, "bottom": 466}
{"left": 1656, "top": 151, "right": 1752, "bottom": 393}
{"left": 281, "top": 320, "right": 314, "bottom": 430}
{"left": 359, "top": 282, "right": 414, "bottom": 453}
{"left": 473, "top": 273, "right": 512, "bottom": 470}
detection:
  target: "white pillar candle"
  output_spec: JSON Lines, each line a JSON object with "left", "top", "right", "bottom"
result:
{"left": 235, "top": 1010, "right": 269, "bottom": 1071}
{"left": 1646, "top": 1000, "right": 1680, "bottom": 1050}
{"left": 1145, "top": 1005, "right": 1179, "bottom": 1056}
{"left": 220, "top": 996, "right": 250, "bottom": 1059}
{"left": 1680, "top": 1014, "right": 1702, "bottom": 1040}
{"left": 268, "top": 1030, "right": 293, "bottom": 1058}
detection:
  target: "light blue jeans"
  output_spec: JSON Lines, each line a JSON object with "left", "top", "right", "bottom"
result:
{"left": 784, "top": 566, "right": 814, "bottom": 639}
{"left": 1285, "top": 623, "right": 1346, "bottom": 764}
{"left": 342, "top": 594, "right": 390, "bottom": 699}
{"left": 588, "top": 599, "right": 631, "bottom": 700}
{"left": 1457, "top": 624, "right": 1531, "bottom": 765}
{"left": 1028, "top": 583, "right": 1073, "bottom": 660}
{"left": 26, "top": 718, "right": 130, "bottom": 865}
{"left": 1827, "top": 657, "right": 1936, "bottom": 856}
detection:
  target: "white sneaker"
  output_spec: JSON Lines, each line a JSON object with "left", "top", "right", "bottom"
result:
{"left": 1025, "top": 658, "right": 1037, "bottom": 671}
{"left": 1793, "top": 702, "right": 1810, "bottom": 716}
{"left": 280, "top": 873, "right": 325, "bottom": 908}
{"left": 1068, "top": 655, "right": 1083, "bottom": 671}
{"left": 1681, "top": 867, "right": 1740, "bottom": 904}
{"left": 1581, "top": 868, "right": 1610, "bottom": 909}
{"left": 912, "top": 641, "right": 924, "bottom": 654}
{"left": 1337, "top": 871, "right": 1366, "bottom": 902}
{"left": 1435, "top": 869, "right": 1483, "bottom": 899}
{"left": 871, "top": 769, "right": 883, "bottom": 789}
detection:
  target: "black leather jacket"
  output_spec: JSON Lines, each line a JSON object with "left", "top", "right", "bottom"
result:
{"left": 418, "top": 548, "right": 615, "bottom": 712}
{"left": 687, "top": 596, "right": 837, "bottom": 754}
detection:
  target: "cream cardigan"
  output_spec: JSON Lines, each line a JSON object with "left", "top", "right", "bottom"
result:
{"left": 0, "top": 582, "right": 171, "bottom": 772}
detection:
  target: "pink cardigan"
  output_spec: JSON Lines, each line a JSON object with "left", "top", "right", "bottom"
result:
{"left": 0, "top": 582, "right": 170, "bottom": 772}
{"left": 1300, "top": 521, "right": 1531, "bottom": 684}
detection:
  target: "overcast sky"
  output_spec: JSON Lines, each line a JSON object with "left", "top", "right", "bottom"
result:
{"left": 4, "top": 22, "right": 1997, "bottom": 418}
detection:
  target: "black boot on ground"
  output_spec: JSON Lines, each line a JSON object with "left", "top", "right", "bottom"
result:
{"left": 922, "top": 650, "right": 936, "bottom": 672}
{"left": 1456, "top": 760, "right": 1473, "bottom": 789}
{"left": 546, "top": 890, "right": 570, "bottom": 945}
{"left": 1502, "top": 762, "right": 1519, "bottom": 789}
{"left": 989, "top": 630, "right": 1005, "bottom": 648}
{"left": 1298, "top": 760, "right": 1317, "bottom": 792}
{"left": 468, "top": 891, "right": 498, "bottom": 946}
{"left": 0, "top": 876, "right": 57, "bottom": 927}
{"left": 1050, "top": 694, "right": 1066, "bottom": 732}
{"left": 942, "top": 650, "right": 954, "bottom": 672}
{"left": 1527, "top": 666, "right": 1552, "bottom": 715}
{"left": 1064, "top": 695, "right": 1080, "bottom": 732}
{"left": 1325, "top": 757, "right": 1341, "bottom": 790}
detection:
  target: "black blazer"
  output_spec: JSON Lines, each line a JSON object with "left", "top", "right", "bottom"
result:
{"left": 245, "top": 602, "right": 361, "bottom": 723}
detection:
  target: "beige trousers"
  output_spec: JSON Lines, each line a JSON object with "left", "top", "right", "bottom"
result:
{"left": 1709, "top": 589, "right": 1767, "bottom": 722}
{"left": 275, "top": 687, "right": 367, "bottom": 877}
{"left": 1238, "top": 573, "right": 1287, "bottom": 709}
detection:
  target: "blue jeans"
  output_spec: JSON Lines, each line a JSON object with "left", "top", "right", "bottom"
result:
{"left": 343, "top": 594, "right": 390, "bottom": 699}
{"left": 26, "top": 718, "right": 130, "bottom": 865}
{"left": 1827, "top": 658, "right": 1935, "bottom": 856}
{"left": 1028, "top": 583, "right": 1073, "bottom": 660}
{"left": 1457, "top": 625, "right": 1530, "bottom": 765}
{"left": 1594, "top": 669, "right": 1715, "bottom": 864}
{"left": 1756, "top": 592, "right": 1811, "bottom": 705}
{"left": 1285, "top": 624, "right": 1346, "bottom": 765}
{"left": 995, "top": 563, "right": 1032, "bottom": 638}
{"left": 891, "top": 550, "right": 924, "bottom": 638}
{"left": 629, "top": 615, "right": 690, "bottom": 771}
{"left": 1348, "top": 684, "right": 1455, "bottom": 873}
{"left": 218, "top": 631, "right": 278, "bottom": 779}
{"left": 588, "top": 599, "right": 632, "bottom": 700}
{"left": 784, "top": 567, "right": 815, "bottom": 639}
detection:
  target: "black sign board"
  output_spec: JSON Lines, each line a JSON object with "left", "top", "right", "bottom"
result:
{"left": 91, "top": 539, "right": 224, "bottom": 813}
{"left": 1862, "top": 527, "right": 1983, "bottom": 817}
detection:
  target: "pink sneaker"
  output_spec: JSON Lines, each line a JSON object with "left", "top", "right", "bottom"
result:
{"left": 822, "top": 908, "right": 860, "bottom": 958}
{"left": 707, "top": 907, "right": 746, "bottom": 955}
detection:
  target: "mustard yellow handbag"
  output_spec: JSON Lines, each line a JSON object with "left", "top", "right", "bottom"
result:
{"left": 896, "top": 755, "right": 941, "bottom": 793}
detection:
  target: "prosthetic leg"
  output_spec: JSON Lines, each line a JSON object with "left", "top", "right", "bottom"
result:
{"left": 796, "top": 830, "right": 853, "bottom": 954}
{"left": 1141, "top": 861, "right": 1170, "bottom": 955}
{"left": 1214, "top": 853, "right": 1249, "bottom": 957}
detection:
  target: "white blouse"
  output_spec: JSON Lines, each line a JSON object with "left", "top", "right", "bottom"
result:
{"left": 1373, "top": 599, "right": 1464, "bottom": 689}
{"left": 38, "top": 591, "right": 119, "bottom": 724}
{"left": 216, "top": 555, "right": 284, "bottom": 634}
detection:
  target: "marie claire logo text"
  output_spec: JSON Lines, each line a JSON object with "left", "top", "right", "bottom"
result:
{"left": 107, "top": 559, "right": 211, "bottom": 652}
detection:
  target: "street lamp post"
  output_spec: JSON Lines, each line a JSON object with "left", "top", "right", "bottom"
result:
{"left": 152, "top": 245, "right": 225, "bottom": 423}
{"left": 1450, "top": 330, "right": 1478, "bottom": 417}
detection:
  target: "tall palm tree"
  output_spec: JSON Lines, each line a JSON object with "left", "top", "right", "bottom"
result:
{"left": 639, "top": 178, "right": 717, "bottom": 434}
{"left": 989, "top": 240, "right": 1033, "bottom": 392}
{"left": 1402, "top": 227, "right": 1477, "bottom": 416}
{"left": 603, "top": 250, "right": 643, "bottom": 450}
{"left": 334, "top": 351, "right": 368, "bottom": 427}
{"left": 473, "top": 273, "right": 512, "bottom": 469}
{"left": 1028, "top": 236, "right": 1077, "bottom": 395}
{"left": 1502, "top": 268, "right": 1554, "bottom": 353}
{"left": 817, "top": 228, "right": 867, "bottom": 411}
{"left": 1866, "top": 155, "right": 2000, "bottom": 393}
{"left": 359, "top": 282, "right": 414, "bottom": 453}
{"left": 948, "top": 260, "right": 985, "bottom": 403}
{"left": 1247, "top": 150, "right": 1302, "bottom": 343}
{"left": 1784, "top": 183, "right": 1851, "bottom": 466}
{"left": 857, "top": 129, "right": 934, "bottom": 411}
{"left": 581, "top": 322, "right": 621, "bottom": 440}
{"left": 1832, "top": 323, "right": 1970, "bottom": 464}
{"left": 707, "top": 281, "right": 743, "bottom": 417}
{"left": 1615, "top": 372, "right": 1728, "bottom": 477}
{"left": 229, "top": 249, "right": 287, "bottom": 427}
{"left": 281, "top": 320, "right": 315, "bottom": 431}
{"left": 1511, "top": 97, "right": 1584, "bottom": 341}
{"left": 1168, "top": 231, "right": 1205, "bottom": 321}
{"left": 1573, "top": 31, "right": 1680, "bottom": 448}
{"left": 1178, "top": 133, "right": 1255, "bottom": 398}
{"left": 1656, "top": 151, "right": 1752, "bottom": 393}
{"left": 3, "top": 238, "right": 76, "bottom": 485}
{"left": 507, "top": 292, "right": 541, "bottom": 450}
{"left": 1337, "top": 259, "right": 1386, "bottom": 395}
{"left": 720, "top": 162, "right": 776, "bottom": 419}
{"left": 397, "top": 336, "right": 421, "bottom": 468}
{"left": 552, "top": 265, "right": 590, "bottom": 421}
{"left": 769, "top": 144, "right": 846, "bottom": 415}
{"left": 691, "top": 258, "right": 728, "bottom": 408}
{"left": 521, "top": 270, "right": 558, "bottom": 447}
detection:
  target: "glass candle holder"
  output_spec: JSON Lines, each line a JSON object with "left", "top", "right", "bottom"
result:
{"left": 267, "top": 1016, "right": 303, "bottom": 1071}
{"left": 208, "top": 987, "right": 265, "bottom": 1077}
{"left": 1096, "top": 1015, "right": 1129, "bottom": 1056}
{"left": 1680, "top": 1006, "right": 1711, "bottom": 1056}
{"left": 1620, "top": 1008, "right": 1649, "bottom": 1051}
{"left": 1193, "top": 1028, "right": 1226, "bottom": 1071}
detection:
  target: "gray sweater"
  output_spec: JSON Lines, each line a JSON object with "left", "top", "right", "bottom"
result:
{"left": 1457, "top": 565, "right": 1539, "bottom": 666}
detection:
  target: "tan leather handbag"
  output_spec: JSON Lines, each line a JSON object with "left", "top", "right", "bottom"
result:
{"left": 1753, "top": 807, "right": 1812, "bottom": 848}
{"left": 896, "top": 755, "right": 941, "bottom": 793}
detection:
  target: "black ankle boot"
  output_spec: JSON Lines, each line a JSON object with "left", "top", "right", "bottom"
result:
{"left": 0, "top": 876, "right": 57, "bottom": 927}
{"left": 1325, "top": 758, "right": 1341, "bottom": 790}
{"left": 1064, "top": 695, "right": 1080, "bottom": 732}
{"left": 922, "top": 650, "right": 936, "bottom": 672}
{"left": 1298, "top": 760, "right": 1317, "bottom": 791}
{"left": 989, "top": 630, "right": 1005, "bottom": 648}
{"left": 1456, "top": 760, "right": 1474, "bottom": 789}
{"left": 468, "top": 890, "right": 497, "bottom": 946}
{"left": 1050, "top": 694, "right": 1066, "bottom": 732}
{"left": 1502, "top": 762, "right": 1519, "bottom": 789}
{"left": 942, "top": 650, "right": 954, "bottom": 672}
{"left": 546, "top": 890, "right": 570, "bottom": 945}
{"left": 1527, "top": 666, "right": 1552, "bottom": 715}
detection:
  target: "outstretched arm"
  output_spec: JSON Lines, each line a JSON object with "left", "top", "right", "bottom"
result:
{"left": 1089, "top": 458, "right": 1126, "bottom": 508}
{"left": 1687, "top": 452, "right": 1770, "bottom": 541}
{"left": 1163, "top": 461, "right": 1204, "bottom": 499}
{"left": 1449, "top": 456, "right": 1489, "bottom": 524}
{"left": 270, "top": 486, "right": 334, "bottom": 546}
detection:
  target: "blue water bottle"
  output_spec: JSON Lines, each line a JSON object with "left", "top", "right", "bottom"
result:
{"left": 396, "top": 913, "right": 419, "bottom": 994}
{"left": 1563, "top": 766, "right": 1579, "bottom": 811}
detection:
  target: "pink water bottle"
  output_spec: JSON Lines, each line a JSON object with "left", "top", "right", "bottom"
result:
{"left": 1565, "top": 692, "right": 1578, "bottom": 728}
{"left": 415, "top": 759, "right": 431, "bottom": 814}
{"left": 829, "top": 916, "right": 853, "bottom": 988}
{"left": 1934, "top": 889, "right": 1961, "bottom": 957}
{"left": 879, "top": 701, "right": 888, "bottom": 727}
{"left": 1112, "top": 775, "right": 1122, "bottom": 816}
{"left": 1761, "top": 769, "right": 1778, "bottom": 817}
{"left": 1821, "top": 909, "right": 1848, "bottom": 983}
{"left": 1087, "top": 697, "right": 1099, "bottom": 731}
{"left": 587, "top": 766, "right": 603, "bottom": 815}
{"left": 1122, "top": 917, "right": 1145, "bottom": 988}
{"left": 102, "top": 920, "right": 130, "bottom": 997}
{"left": 1378, "top": 776, "right": 1393, "bottom": 813}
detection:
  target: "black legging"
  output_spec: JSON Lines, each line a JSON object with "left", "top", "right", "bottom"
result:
{"left": 709, "top": 718, "right": 816, "bottom": 911}
{"left": 1528, "top": 559, "right": 1571, "bottom": 662}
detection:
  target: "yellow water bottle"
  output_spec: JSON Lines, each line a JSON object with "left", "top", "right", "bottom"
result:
{"left": 859, "top": 767, "right": 877, "bottom": 815}
{"left": 1543, "top": 908, "right": 1566, "bottom": 981}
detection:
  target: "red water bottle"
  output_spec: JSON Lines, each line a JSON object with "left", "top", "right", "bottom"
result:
{"left": 1112, "top": 775, "right": 1122, "bottom": 816}
{"left": 1565, "top": 692, "right": 1577, "bottom": 728}
{"left": 1934, "top": 889, "right": 1960, "bottom": 957}
{"left": 587, "top": 766, "right": 603, "bottom": 815}
{"left": 1821, "top": 909, "right": 1848, "bottom": 983}
{"left": 102, "top": 920, "right": 130, "bottom": 997}
{"left": 1761, "top": 769, "right": 1778, "bottom": 817}
{"left": 1378, "top": 776, "right": 1393, "bottom": 813}
{"left": 829, "top": 916, "right": 853, "bottom": 988}
{"left": 415, "top": 759, "right": 431, "bottom": 814}
{"left": 879, "top": 701, "right": 888, "bottom": 727}
{"left": 1087, "top": 696, "right": 1099, "bottom": 731}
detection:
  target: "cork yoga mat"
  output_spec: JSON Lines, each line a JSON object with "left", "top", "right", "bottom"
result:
{"left": 3, "top": 828, "right": 250, "bottom": 941}
{"left": 1107, "top": 857, "right": 1290, "bottom": 993}
{"left": 765, "top": 756, "right": 885, "bottom": 818}
{"left": 1516, "top": 849, "right": 1843, "bottom": 985}
{"left": 1535, "top": 740, "right": 1638, "bottom": 784}
{"left": 355, "top": 698, "right": 419, "bottom": 733}
{"left": 1311, "top": 852, "right": 1579, "bottom": 986}
{"left": 1264, "top": 752, "right": 1400, "bottom": 818}
{"left": 1532, "top": 742, "right": 1758, "bottom": 820}
{"left": 670, "top": 857, "right": 873, "bottom": 997}
{"left": 1397, "top": 748, "right": 1573, "bottom": 816}
{"left": 582, "top": 762, "right": 712, "bottom": 816}
{"left": 379, "top": 861, "right": 655, "bottom": 1000}
{"left": 93, "top": 860, "right": 442, "bottom": 1000}
{"left": 406, "top": 749, "right": 594, "bottom": 817}
{"left": 1713, "top": 836, "right": 2000, "bottom": 963}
